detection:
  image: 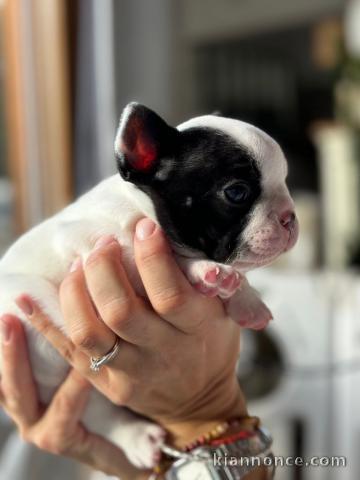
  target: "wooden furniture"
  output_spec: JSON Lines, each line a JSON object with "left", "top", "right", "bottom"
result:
{"left": 1, "top": 0, "right": 73, "bottom": 233}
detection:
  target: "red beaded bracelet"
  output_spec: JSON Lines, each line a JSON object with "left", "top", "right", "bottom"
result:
{"left": 182, "top": 416, "right": 259, "bottom": 452}
{"left": 210, "top": 429, "right": 256, "bottom": 446}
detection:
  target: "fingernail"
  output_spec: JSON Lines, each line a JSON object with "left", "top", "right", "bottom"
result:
{"left": 94, "top": 235, "right": 116, "bottom": 250}
{"left": 136, "top": 218, "right": 156, "bottom": 241}
{"left": 0, "top": 316, "right": 12, "bottom": 343}
{"left": 15, "top": 296, "right": 34, "bottom": 316}
{"left": 70, "top": 257, "right": 82, "bottom": 272}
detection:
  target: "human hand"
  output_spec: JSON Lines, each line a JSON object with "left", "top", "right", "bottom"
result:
{"left": 14, "top": 218, "right": 247, "bottom": 446}
{"left": 0, "top": 314, "right": 147, "bottom": 480}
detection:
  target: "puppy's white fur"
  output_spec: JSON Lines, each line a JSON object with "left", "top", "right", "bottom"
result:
{"left": 0, "top": 115, "right": 295, "bottom": 467}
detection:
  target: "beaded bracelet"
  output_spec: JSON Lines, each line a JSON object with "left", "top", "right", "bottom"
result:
{"left": 210, "top": 428, "right": 256, "bottom": 446}
{"left": 151, "top": 416, "right": 261, "bottom": 478}
{"left": 182, "top": 415, "right": 259, "bottom": 452}
{"left": 182, "top": 420, "right": 229, "bottom": 452}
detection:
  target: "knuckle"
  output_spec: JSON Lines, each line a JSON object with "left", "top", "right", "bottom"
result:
{"left": 32, "top": 415, "right": 76, "bottom": 455}
{"left": 36, "top": 436, "right": 68, "bottom": 456}
{"left": 86, "top": 246, "right": 118, "bottom": 270}
{"left": 101, "top": 297, "right": 133, "bottom": 331}
{"left": 109, "top": 382, "right": 134, "bottom": 406}
{"left": 58, "top": 342, "right": 76, "bottom": 363}
{"left": 19, "top": 428, "right": 32, "bottom": 444}
{"left": 70, "top": 328, "right": 98, "bottom": 353}
{"left": 60, "top": 274, "right": 75, "bottom": 293}
{"left": 5, "top": 391, "right": 23, "bottom": 412}
{"left": 34, "top": 434, "right": 56, "bottom": 453}
{"left": 85, "top": 250, "right": 105, "bottom": 269}
{"left": 139, "top": 248, "right": 164, "bottom": 270}
{"left": 152, "top": 288, "right": 188, "bottom": 316}
{"left": 50, "top": 444, "right": 68, "bottom": 456}
{"left": 59, "top": 275, "right": 77, "bottom": 301}
{"left": 24, "top": 311, "right": 53, "bottom": 338}
{"left": 52, "top": 393, "right": 74, "bottom": 416}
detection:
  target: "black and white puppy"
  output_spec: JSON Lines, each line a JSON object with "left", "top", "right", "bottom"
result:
{"left": 0, "top": 103, "right": 298, "bottom": 468}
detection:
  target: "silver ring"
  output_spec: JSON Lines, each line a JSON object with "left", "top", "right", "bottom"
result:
{"left": 90, "top": 337, "right": 121, "bottom": 372}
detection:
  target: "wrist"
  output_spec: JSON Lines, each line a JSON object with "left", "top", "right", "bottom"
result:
{"left": 160, "top": 377, "right": 248, "bottom": 448}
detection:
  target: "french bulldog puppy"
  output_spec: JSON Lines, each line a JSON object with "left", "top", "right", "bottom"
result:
{"left": 0, "top": 103, "right": 298, "bottom": 468}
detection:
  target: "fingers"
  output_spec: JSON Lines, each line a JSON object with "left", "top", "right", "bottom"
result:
{"left": 83, "top": 236, "right": 176, "bottom": 346}
{"left": 13, "top": 297, "right": 141, "bottom": 406}
{"left": 60, "top": 254, "right": 117, "bottom": 358}
{"left": 37, "top": 369, "right": 91, "bottom": 446}
{"left": 0, "top": 327, "right": 144, "bottom": 480}
{"left": 0, "top": 324, "right": 145, "bottom": 480}
{"left": 83, "top": 237, "right": 140, "bottom": 341}
{"left": 13, "top": 297, "right": 93, "bottom": 374}
{"left": 16, "top": 368, "right": 142, "bottom": 479}
{"left": 15, "top": 295, "right": 79, "bottom": 366}
{"left": 13, "top": 298, "right": 94, "bottom": 383}
{"left": 0, "top": 314, "right": 40, "bottom": 429}
{"left": 134, "top": 218, "right": 206, "bottom": 332}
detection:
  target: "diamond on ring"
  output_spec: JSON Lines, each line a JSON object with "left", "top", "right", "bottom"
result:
{"left": 90, "top": 337, "right": 121, "bottom": 372}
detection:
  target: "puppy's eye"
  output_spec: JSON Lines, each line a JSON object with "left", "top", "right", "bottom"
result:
{"left": 224, "top": 182, "right": 251, "bottom": 204}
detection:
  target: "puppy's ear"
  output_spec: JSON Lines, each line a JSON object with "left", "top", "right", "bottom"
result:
{"left": 115, "top": 102, "right": 178, "bottom": 180}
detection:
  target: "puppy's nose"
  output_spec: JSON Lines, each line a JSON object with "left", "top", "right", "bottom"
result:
{"left": 279, "top": 210, "right": 296, "bottom": 231}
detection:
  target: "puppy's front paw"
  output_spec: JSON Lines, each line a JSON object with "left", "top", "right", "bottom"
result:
{"left": 227, "top": 290, "right": 273, "bottom": 330}
{"left": 121, "top": 422, "right": 165, "bottom": 469}
{"left": 180, "top": 260, "right": 242, "bottom": 299}
{"left": 238, "top": 300, "right": 272, "bottom": 330}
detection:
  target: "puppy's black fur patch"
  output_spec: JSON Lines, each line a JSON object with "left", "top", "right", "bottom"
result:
{"left": 116, "top": 104, "right": 261, "bottom": 263}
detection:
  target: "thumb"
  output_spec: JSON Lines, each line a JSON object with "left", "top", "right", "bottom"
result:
{"left": 134, "top": 218, "right": 197, "bottom": 330}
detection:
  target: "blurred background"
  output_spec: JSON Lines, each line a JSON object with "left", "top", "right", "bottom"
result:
{"left": 0, "top": 0, "right": 360, "bottom": 479}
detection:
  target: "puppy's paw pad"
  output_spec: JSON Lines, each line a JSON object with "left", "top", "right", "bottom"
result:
{"left": 208, "top": 265, "right": 241, "bottom": 298}
{"left": 220, "top": 271, "right": 241, "bottom": 292}
{"left": 204, "top": 267, "right": 220, "bottom": 284}
{"left": 203, "top": 263, "right": 240, "bottom": 293}
{"left": 181, "top": 259, "right": 243, "bottom": 298}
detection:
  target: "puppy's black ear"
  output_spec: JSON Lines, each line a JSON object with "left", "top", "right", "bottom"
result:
{"left": 115, "top": 102, "right": 178, "bottom": 180}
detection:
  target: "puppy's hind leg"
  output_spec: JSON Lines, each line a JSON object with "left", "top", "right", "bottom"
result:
{"left": 82, "top": 390, "right": 165, "bottom": 469}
